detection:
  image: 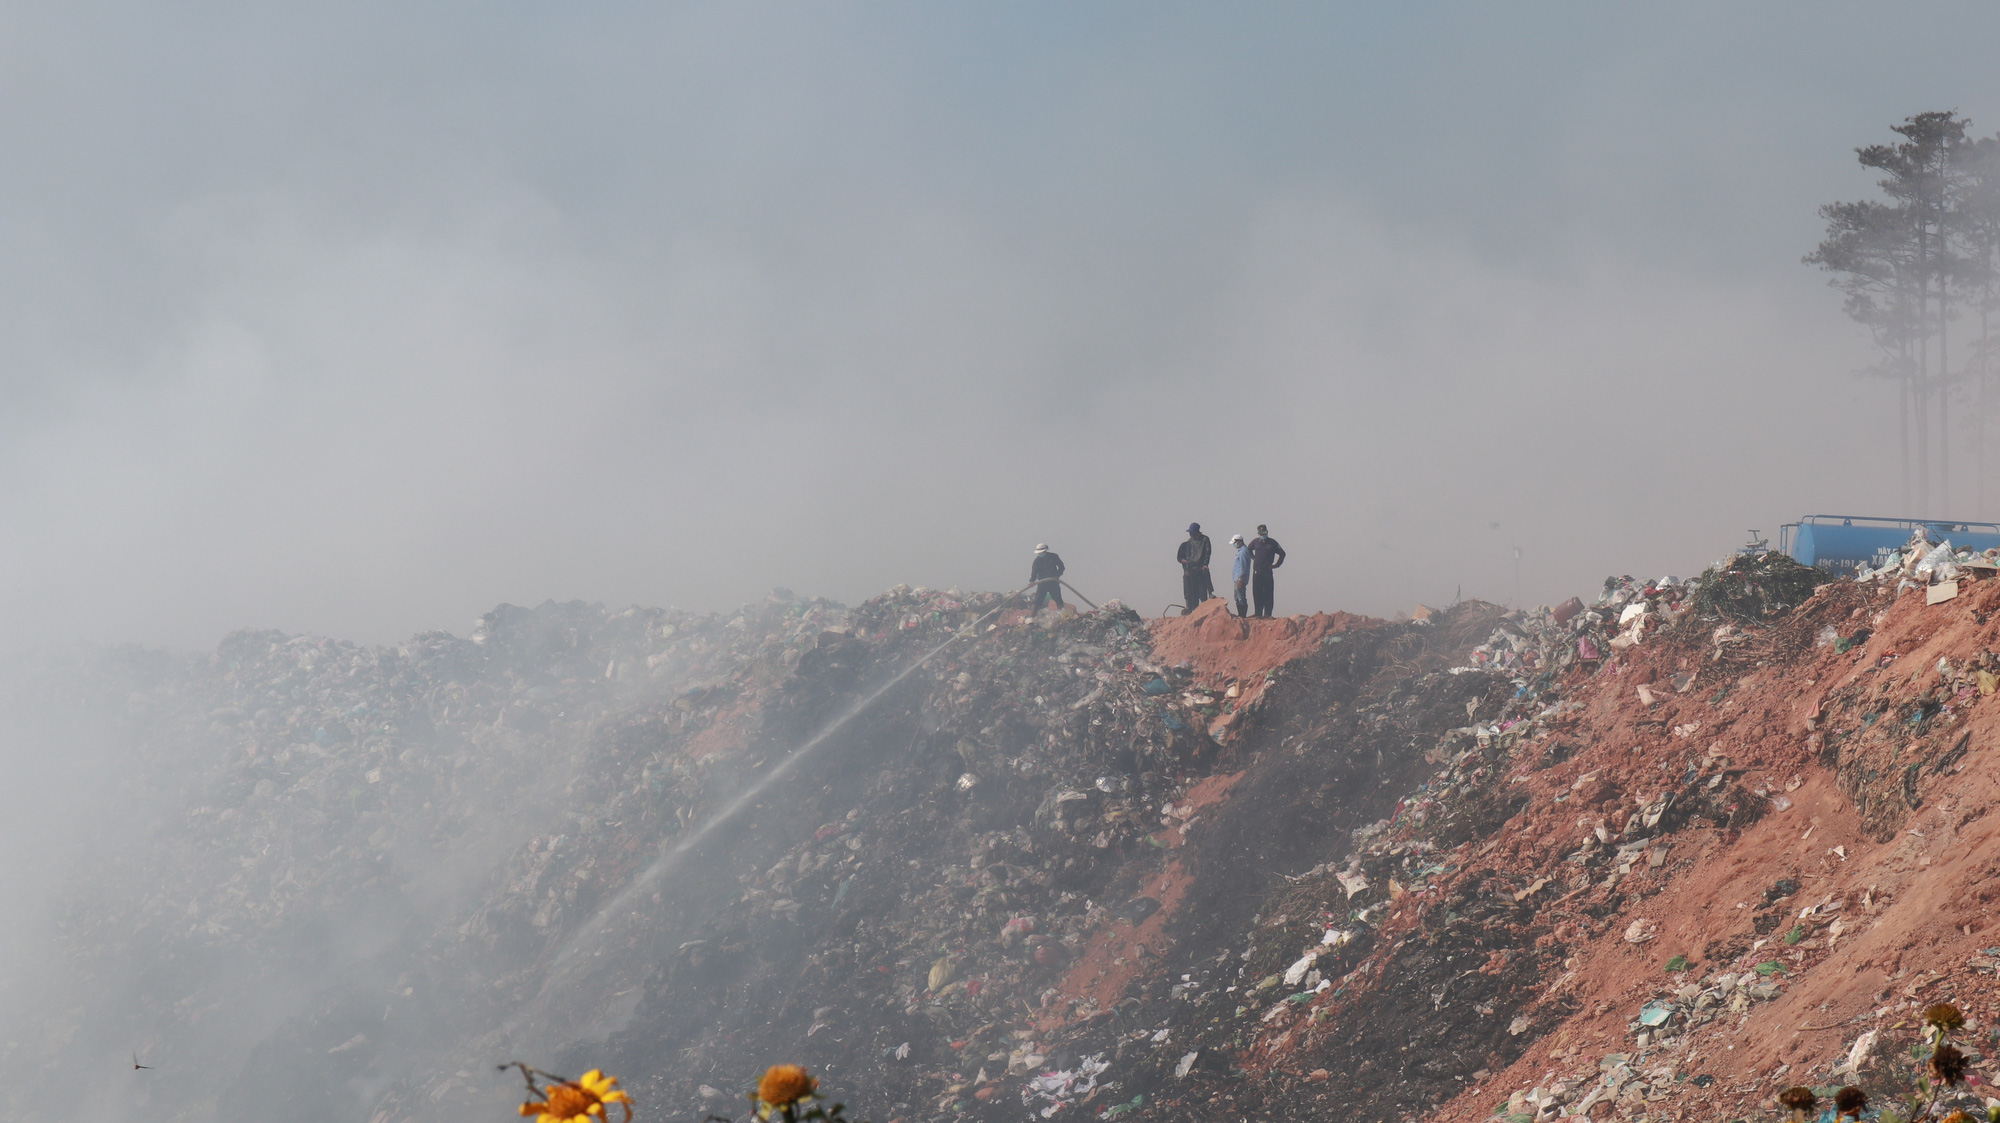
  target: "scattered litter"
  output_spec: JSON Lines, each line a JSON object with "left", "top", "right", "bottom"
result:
{"left": 1022, "top": 1053, "right": 1110, "bottom": 1117}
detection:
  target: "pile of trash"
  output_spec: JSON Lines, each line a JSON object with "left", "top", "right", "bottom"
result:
{"left": 1685, "top": 550, "right": 1822, "bottom": 622}
{"left": 37, "top": 559, "right": 1782, "bottom": 1123}
{"left": 87, "top": 594, "right": 847, "bottom": 945}
{"left": 1010, "top": 603, "right": 1551, "bottom": 1123}
{"left": 31, "top": 539, "right": 2000, "bottom": 1123}
{"left": 1457, "top": 572, "right": 1696, "bottom": 688}
{"left": 1454, "top": 546, "right": 1847, "bottom": 701}
{"left": 555, "top": 590, "right": 1247, "bottom": 1123}
{"left": 10, "top": 576, "right": 1278, "bottom": 1123}
{"left": 1218, "top": 553, "right": 2000, "bottom": 1123}
{"left": 16, "top": 593, "right": 858, "bottom": 1122}
{"left": 1495, "top": 1053, "right": 1682, "bottom": 1123}
{"left": 1855, "top": 531, "right": 2000, "bottom": 602}
{"left": 1096, "top": 552, "right": 1878, "bottom": 1121}
{"left": 1812, "top": 631, "right": 2000, "bottom": 842}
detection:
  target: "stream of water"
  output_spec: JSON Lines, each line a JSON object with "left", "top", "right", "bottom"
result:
{"left": 547, "top": 628, "right": 967, "bottom": 970}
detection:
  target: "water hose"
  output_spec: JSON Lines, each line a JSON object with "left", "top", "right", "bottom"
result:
{"left": 1060, "top": 580, "right": 1101, "bottom": 611}
{"left": 960, "top": 583, "right": 1038, "bottom": 637}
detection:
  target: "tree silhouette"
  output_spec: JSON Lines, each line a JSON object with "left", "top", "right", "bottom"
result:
{"left": 1807, "top": 111, "right": 1973, "bottom": 513}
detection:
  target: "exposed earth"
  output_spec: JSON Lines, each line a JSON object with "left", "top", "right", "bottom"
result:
{"left": 19, "top": 549, "right": 2000, "bottom": 1123}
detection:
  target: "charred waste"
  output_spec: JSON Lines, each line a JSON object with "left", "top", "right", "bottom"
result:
{"left": 16, "top": 540, "right": 2000, "bottom": 1123}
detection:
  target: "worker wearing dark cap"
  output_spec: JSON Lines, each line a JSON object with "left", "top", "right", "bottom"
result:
{"left": 1247, "top": 524, "right": 1285, "bottom": 617}
{"left": 1176, "top": 523, "right": 1213, "bottom": 615}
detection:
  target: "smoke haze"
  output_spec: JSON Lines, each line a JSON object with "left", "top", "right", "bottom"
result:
{"left": 2, "top": 7, "right": 1999, "bottom": 1117}
{"left": 2, "top": 3, "right": 1995, "bottom": 647}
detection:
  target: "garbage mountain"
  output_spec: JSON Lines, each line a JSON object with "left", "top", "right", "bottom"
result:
{"left": 17, "top": 544, "right": 2000, "bottom": 1123}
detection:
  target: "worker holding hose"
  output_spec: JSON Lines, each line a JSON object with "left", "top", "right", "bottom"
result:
{"left": 1176, "top": 523, "right": 1213, "bottom": 614}
{"left": 1030, "top": 544, "right": 1066, "bottom": 611}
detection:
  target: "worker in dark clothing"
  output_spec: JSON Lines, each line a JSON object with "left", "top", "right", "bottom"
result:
{"left": 1247, "top": 524, "right": 1285, "bottom": 617}
{"left": 1029, "top": 544, "right": 1066, "bottom": 611}
{"left": 1175, "top": 523, "right": 1213, "bottom": 614}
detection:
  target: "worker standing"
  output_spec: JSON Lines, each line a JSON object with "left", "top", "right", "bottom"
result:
{"left": 1229, "top": 533, "right": 1250, "bottom": 617}
{"left": 1029, "top": 544, "right": 1066, "bottom": 611}
{"left": 1176, "top": 523, "right": 1213, "bottom": 614}
{"left": 1247, "top": 524, "right": 1286, "bottom": 618}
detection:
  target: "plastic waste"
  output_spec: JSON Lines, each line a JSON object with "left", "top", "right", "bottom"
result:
{"left": 1914, "top": 539, "right": 1959, "bottom": 581}
{"left": 1283, "top": 950, "right": 1320, "bottom": 986}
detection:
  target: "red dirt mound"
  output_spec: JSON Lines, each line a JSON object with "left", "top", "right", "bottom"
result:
{"left": 1148, "top": 598, "right": 1382, "bottom": 685}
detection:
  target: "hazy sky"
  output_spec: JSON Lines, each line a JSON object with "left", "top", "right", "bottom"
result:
{"left": 5, "top": 2, "right": 1999, "bottom": 648}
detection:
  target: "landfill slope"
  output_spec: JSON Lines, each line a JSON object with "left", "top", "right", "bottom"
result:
{"left": 1408, "top": 556, "right": 2000, "bottom": 1123}
{"left": 1154, "top": 549, "right": 2000, "bottom": 1123}
{"left": 23, "top": 549, "right": 2000, "bottom": 1123}
{"left": 13, "top": 580, "right": 1528, "bottom": 1123}
{"left": 559, "top": 594, "right": 1518, "bottom": 1123}
{"left": 4, "top": 595, "right": 854, "bottom": 1123}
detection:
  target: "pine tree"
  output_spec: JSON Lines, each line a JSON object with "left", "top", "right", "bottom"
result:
{"left": 1807, "top": 111, "right": 1972, "bottom": 513}
{"left": 1955, "top": 135, "right": 2000, "bottom": 511}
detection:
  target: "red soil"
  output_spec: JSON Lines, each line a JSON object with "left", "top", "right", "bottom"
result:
{"left": 1416, "top": 575, "right": 2000, "bottom": 1120}
{"left": 1148, "top": 599, "right": 1382, "bottom": 686}
{"left": 681, "top": 697, "right": 752, "bottom": 758}
{"left": 1038, "top": 859, "right": 1192, "bottom": 1033}
{"left": 1042, "top": 773, "right": 1246, "bottom": 1031}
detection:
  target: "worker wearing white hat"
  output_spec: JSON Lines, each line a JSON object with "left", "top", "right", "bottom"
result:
{"left": 1030, "top": 544, "right": 1066, "bottom": 611}
{"left": 1229, "top": 534, "right": 1251, "bottom": 617}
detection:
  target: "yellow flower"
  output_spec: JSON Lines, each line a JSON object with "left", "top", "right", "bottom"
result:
{"left": 519, "top": 1069, "right": 631, "bottom": 1123}
{"left": 755, "top": 1064, "right": 818, "bottom": 1119}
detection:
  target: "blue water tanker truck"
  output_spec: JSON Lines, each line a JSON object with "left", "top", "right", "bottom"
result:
{"left": 1779, "top": 515, "right": 2000, "bottom": 576}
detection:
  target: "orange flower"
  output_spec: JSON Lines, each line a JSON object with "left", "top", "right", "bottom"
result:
{"left": 756, "top": 1064, "right": 818, "bottom": 1116}
{"left": 519, "top": 1069, "right": 631, "bottom": 1123}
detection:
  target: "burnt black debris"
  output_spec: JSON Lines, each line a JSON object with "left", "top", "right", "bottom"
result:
{"left": 12, "top": 556, "right": 1846, "bottom": 1123}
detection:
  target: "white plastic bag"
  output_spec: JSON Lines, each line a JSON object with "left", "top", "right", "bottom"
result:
{"left": 1914, "top": 540, "right": 1958, "bottom": 582}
